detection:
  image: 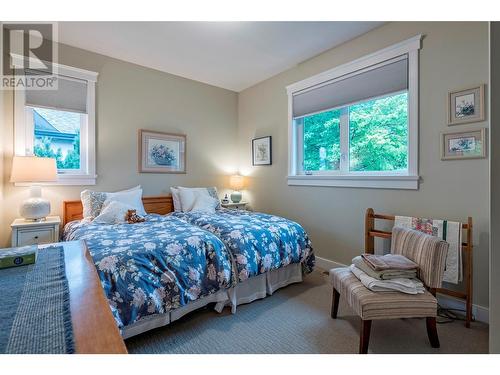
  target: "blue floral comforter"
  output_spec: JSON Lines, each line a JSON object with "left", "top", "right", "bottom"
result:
{"left": 63, "top": 215, "right": 235, "bottom": 329}
{"left": 171, "top": 209, "right": 315, "bottom": 282}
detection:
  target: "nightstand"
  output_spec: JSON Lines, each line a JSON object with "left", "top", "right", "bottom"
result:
{"left": 221, "top": 201, "right": 248, "bottom": 210}
{"left": 11, "top": 216, "right": 61, "bottom": 247}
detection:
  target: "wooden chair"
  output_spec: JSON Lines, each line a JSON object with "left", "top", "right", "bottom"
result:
{"left": 330, "top": 226, "right": 449, "bottom": 354}
{"left": 364, "top": 209, "right": 474, "bottom": 328}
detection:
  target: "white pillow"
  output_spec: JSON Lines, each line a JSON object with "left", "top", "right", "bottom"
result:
{"left": 104, "top": 188, "right": 146, "bottom": 216}
{"left": 170, "top": 187, "right": 182, "bottom": 212}
{"left": 191, "top": 194, "right": 219, "bottom": 213}
{"left": 93, "top": 201, "right": 130, "bottom": 224}
{"left": 177, "top": 187, "right": 220, "bottom": 212}
{"left": 178, "top": 187, "right": 199, "bottom": 212}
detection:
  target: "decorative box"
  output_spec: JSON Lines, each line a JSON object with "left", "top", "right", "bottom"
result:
{"left": 0, "top": 245, "right": 38, "bottom": 269}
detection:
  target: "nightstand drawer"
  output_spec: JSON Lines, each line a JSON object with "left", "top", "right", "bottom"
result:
{"left": 11, "top": 216, "right": 61, "bottom": 248}
{"left": 230, "top": 204, "right": 246, "bottom": 210}
{"left": 16, "top": 228, "right": 55, "bottom": 246}
{"left": 221, "top": 201, "right": 248, "bottom": 210}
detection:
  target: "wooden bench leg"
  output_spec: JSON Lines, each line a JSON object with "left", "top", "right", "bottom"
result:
{"left": 426, "top": 317, "right": 440, "bottom": 348}
{"left": 331, "top": 288, "right": 340, "bottom": 319}
{"left": 359, "top": 319, "right": 372, "bottom": 354}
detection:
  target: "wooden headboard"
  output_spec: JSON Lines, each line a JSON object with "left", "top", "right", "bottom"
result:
{"left": 63, "top": 195, "right": 174, "bottom": 226}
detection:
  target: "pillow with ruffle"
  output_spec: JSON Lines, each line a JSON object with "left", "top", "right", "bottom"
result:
{"left": 93, "top": 201, "right": 131, "bottom": 225}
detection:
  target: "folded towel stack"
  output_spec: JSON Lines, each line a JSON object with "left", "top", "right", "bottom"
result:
{"left": 361, "top": 253, "right": 418, "bottom": 271}
{"left": 350, "top": 265, "right": 425, "bottom": 294}
{"left": 350, "top": 254, "right": 424, "bottom": 294}
{"left": 352, "top": 255, "right": 417, "bottom": 280}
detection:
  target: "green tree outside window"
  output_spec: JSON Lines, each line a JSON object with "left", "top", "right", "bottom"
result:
{"left": 34, "top": 131, "right": 81, "bottom": 170}
{"left": 301, "top": 92, "right": 408, "bottom": 173}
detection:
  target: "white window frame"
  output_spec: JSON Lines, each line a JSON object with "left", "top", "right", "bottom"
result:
{"left": 286, "top": 35, "right": 422, "bottom": 190}
{"left": 12, "top": 55, "right": 98, "bottom": 186}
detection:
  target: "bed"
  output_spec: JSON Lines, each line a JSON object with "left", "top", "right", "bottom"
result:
{"left": 62, "top": 196, "right": 315, "bottom": 337}
{"left": 62, "top": 196, "right": 236, "bottom": 338}
{"left": 171, "top": 208, "right": 315, "bottom": 312}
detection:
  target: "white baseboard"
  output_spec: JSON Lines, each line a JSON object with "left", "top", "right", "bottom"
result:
{"left": 314, "top": 256, "right": 489, "bottom": 324}
{"left": 315, "top": 256, "right": 346, "bottom": 270}
{"left": 437, "top": 294, "right": 489, "bottom": 324}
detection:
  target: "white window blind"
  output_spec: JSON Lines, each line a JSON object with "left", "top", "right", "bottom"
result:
{"left": 25, "top": 69, "right": 88, "bottom": 114}
{"left": 292, "top": 55, "right": 408, "bottom": 118}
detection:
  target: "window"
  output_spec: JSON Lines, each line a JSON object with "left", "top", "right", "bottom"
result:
{"left": 300, "top": 91, "right": 408, "bottom": 174}
{"left": 349, "top": 92, "right": 408, "bottom": 172}
{"left": 14, "top": 57, "right": 98, "bottom": 185}
{"left": 287, "top": 35, "right": 422, "bottom": 189}
{"left": 31, "top": 107, "right": 83, "bottom": 171}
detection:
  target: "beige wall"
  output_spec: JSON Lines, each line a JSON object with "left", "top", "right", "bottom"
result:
{"left": 237, "top": 22, "right": 490, "bottom": 307}
{"left": 0, "top": 42, "right": 238, "bottom": 246}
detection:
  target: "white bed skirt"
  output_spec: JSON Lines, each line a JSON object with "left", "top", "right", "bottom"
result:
{"left": 122, "top": 263, "right": 303, "bottom": 339}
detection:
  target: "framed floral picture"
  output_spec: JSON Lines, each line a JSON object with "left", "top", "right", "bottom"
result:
{"left": 139, "top": 129, "right": 186, "bottom": 173}
{"left": 448, "top": 84, "right": 485, "bottom": 125}
{"left": 252, "top": 136, "right": 272, "bottom": 165}
{"left": 441, "top": 128, "right": 486, "bottom": 160}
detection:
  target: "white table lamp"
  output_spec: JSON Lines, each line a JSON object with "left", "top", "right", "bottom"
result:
{"left": 10, "top": 156, "right": 57, "bottom": 221}
{"left": 229, "top": 174, "right": 244, "bottom": 203}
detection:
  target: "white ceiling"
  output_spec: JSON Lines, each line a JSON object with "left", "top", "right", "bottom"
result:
{"left": 58, "top": 22, "right": 384, "bottom": 92}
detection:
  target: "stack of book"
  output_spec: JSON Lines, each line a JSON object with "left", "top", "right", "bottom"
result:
{"left": 0, "top": 245, "right": 38, "bottom": 269}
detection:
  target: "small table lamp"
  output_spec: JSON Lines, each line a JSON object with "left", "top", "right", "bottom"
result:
{"left": 229, "top": 174, "right": 244, "bottom": 203}
{"left": 10, "top": 156, "right": 57, "bottom": 221}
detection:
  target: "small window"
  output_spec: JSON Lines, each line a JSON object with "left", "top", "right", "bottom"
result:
{"left": 287, "top": 35, "right": 421, "bottom": 189}
{"left": 13, "top": 58, "right": 98, "bottom": 185}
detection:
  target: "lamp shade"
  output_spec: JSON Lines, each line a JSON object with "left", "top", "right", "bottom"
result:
{"left": 229, "top": 174, "right": 244, "bottom": 190}
{"left": 10, "top": 156, "right": 57, "bottom": 183}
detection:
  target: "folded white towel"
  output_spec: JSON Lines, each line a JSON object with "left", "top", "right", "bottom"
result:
{"left": 350, "top": 265, "right": 425, "bottom": 294}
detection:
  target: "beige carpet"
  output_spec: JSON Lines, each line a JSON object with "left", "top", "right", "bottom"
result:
{"left": 126, "top": 270, "right": 488, "bottom": 354}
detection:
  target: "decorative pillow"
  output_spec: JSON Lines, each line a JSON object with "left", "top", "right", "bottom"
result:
{"left": 206, "top": 187, "right": 220, "bottom": 209}
{"left": 170, "top": 187, "right": 182, "bottom": 212}
{"left": 81, "top": 186, "right": 141, "bottom": 220}
{"left": 81, "top": 190, "right": 107, "bottom": 220}
{"left": 93, "top": 201, "right": 130, "bottom": 225}
{"left": 190, "top": 194, "right": 219, "bottom": 213}
{"left": 104, "top": 188, "right": 146, "bottom": 216}
{"left": 177, "top": 186, "right": 220, "bottom": 212}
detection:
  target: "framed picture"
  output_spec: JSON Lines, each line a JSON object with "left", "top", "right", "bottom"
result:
{"left": 448, "top": 84, "right": 485, "bottom": 125}
{"left": 252, "top": 136, "right": 272, "bottom": 165}
{"left": 139, "top": 129, "right": 186, "bottom": 173}
{"left": 441, "top": 128, "right": 486, "bottom": 160}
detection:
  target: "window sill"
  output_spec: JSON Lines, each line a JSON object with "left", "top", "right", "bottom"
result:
{"left": 287, "top": 174, "right": 419, "bottom": 190}
{"left": 15, "top": 174, "right": 97, "bottom": 186}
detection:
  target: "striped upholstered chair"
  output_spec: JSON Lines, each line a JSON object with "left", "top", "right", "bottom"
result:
{"left": 329, "top": 226, "right": 449, "bottom": 354}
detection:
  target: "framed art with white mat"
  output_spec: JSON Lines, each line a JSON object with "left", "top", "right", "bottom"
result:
{"left": 139, "top": 130, "right": 186, "bottom": 173}
{"left": 252, "top": 136, "right": 272, "bottom": 165}
{"left": 441, "top": 128, "right": 486, "bottom": 160}
{"left": 447, "top": 84, "right": 485, "bottom": 125}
